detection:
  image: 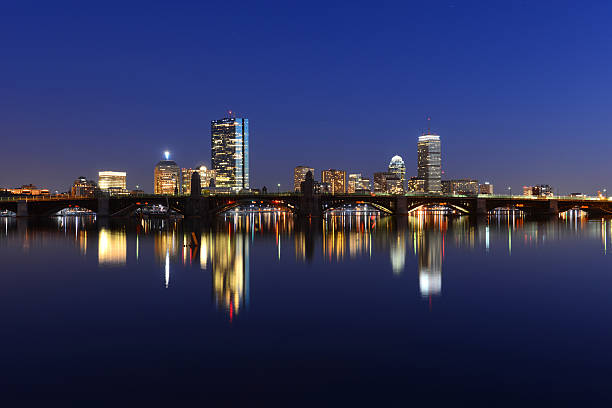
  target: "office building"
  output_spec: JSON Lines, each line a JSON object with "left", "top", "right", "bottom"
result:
{"left": 524, "top": 185, "right": 553, "bottom": 197}
{"left": 373, "top": 172, "right": 402, "bottom": 194}
{"left": 314, "top": 181, "right": 331, "bottom": 194}
{"left": 388, "top": 155, "right": 406, "bottom": 192}
{"left": 71, "top": 177, "right": 97, "bottom": 197}
{"left": 386, "top": 177, "right": 404, "bottom": 194}
{"left": 98, "top": 171, "right": 126, "bottom": 192}
{"left": 407, "top": 177, "right": 425, "bottom": 193}
{"left": 442, "top": 179, "right": 478, "bottom": 195}
{"left": 154, "top": 153, "right": 180, "bottom": 195}
{"left": 348, "top": 173, "right": 369, "bottom": 194}
{"left": 321, "top": 169, "right": 346, "bottom": 194}
{"left": 182, "top": 166, "right": 216, "bottom": 195}
{"left": 479, "top": 182, "right": 494, "bottom": 195}
{"left": 211, "top": 116, "right": 249, "bottom": 192}
{"left": 8, "top": 184, "right": 50, "bottom": 196}
{"left": 373, "top": 172, "right": 388, "bottom": 194}
{"left": 294, "top": 166, "right": 314, "bottom": 192}
{"left": 417, "top": 134, "right": 441, "bottom": 193}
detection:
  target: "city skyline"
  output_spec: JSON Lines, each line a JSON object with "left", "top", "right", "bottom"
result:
{"left": 2, "top": 2, "right": 612, "bottom": 194}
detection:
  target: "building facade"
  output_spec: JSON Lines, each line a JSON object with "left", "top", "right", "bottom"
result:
{"left": 71, "top": 177, "right": 97, "bottom": 197}
{"left": 417, "top": 134, "right": 441, "bottom": 193}
{"left": 182, "top": 166, "right": 216, "bottom": 195}
{"left": 154, "top": 158, "right": 180, "bottom": 195}
{"left": 373, "top": 172, "right": 388, "bottom": 194}
{"left": 524, "top": 185, "right": 553, "bottom": 197}
{"left": 442, "top": 179, "right": 479, "bottom": 195}
{"left": 479, "top": 182, "right": 494, "bottom": 195}
{"left": 321, "top": 169, "right": 346, "bottom": 194}
{"left": 294, "top": 166, "right": 314, "bottom": 192}
{"left": 388, "top": 155, "right": 406, "bottom": 192}
{"left": 7, "top": 184, "right": 50, "bottom": 196}
{"left": 407, "top": 177, "right": 425, "bottom": 193}
{"left": 211, "top": 116, "right": 249, "bottom": 192}
{"left": 98, "top": 171, "right": 126, "bottom": 192}
{"left": 348, "top": 173, "right": 370, "bottom": 194}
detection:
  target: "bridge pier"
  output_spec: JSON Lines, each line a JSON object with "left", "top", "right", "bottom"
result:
{"left": 299, "top": 194, "right": 321, "bottom": 217}
{"left": 17, "top": 201, "right": 28, "bottom": 217}
{"left": 97, "top": 197, "right": 109, "bottom": 217}
{"left": 548, "top": 199, "right": 559, "bottom": 215}
{"left": 476, "top": 198, "right": 487, "bottom": 216}
{"left": 394, "top": 197, "right": 408, "bottom": 215}
{"left": 184, "top": 197, "right": 212, "bottom": 219}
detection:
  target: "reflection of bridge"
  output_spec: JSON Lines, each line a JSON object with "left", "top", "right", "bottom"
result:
{"left": 2, "top": 194, "right": 612, "bottom": 217}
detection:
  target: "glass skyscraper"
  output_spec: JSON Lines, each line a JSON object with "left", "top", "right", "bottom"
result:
{"left": 211, "top": 117, "right": 249, "bottom": 192}
{"left": 417, "top": 134, "right": 441, "bottom": 193}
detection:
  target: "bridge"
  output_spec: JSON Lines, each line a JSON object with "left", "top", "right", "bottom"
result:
{"left": 2, "top": 193, "right": 612, "bottom": 218}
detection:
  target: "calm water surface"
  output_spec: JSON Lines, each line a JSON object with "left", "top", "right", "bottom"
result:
{"left": 1, "top": 212, "right": 612, "bottom": 406}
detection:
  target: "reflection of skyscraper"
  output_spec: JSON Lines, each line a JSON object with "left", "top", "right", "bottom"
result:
{"left": 98, "top": 228, "right": 126, "bottom": 265}
{"left": 210, "top": 231, "right": 249, "bottom": 318}
{"left": 211, "top": 116, "right": 249, "bottom": 192}
{"left": 417, "top": 134, "right": 441, "bottom": 193}
{"left": 418, "top": 228, "right": 442, "bottom": 296}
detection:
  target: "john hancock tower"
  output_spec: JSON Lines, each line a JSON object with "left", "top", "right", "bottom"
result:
{"left": 211, "top": 114, "right": 250, "bottom": 192}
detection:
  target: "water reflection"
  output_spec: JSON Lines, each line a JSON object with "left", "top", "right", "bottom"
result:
{"left": 3, "top": 211, "right": 612, "bottom": 319}
{"left": 98, "top": 228, "right": 127, "bottom": 265}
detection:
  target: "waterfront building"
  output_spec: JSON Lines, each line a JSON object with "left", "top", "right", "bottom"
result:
{"left": 314, "top": 181, "right": 331, "bottom": 194}
{"left": 407, "top": 177, "right": 425, "bottom": 193}
{"left": 388, "top": 156, "right": 406, "bottom": 192}
{"left": 211, "top": 116, "right": 249, "bottom": 192}
{"left": 71, "top": 177, "right": 97, "bottom": 197}
{"left": 8, "top": 184, "right": 50, "bottom": 196}
{"left": 373, "top": 172, "right": 388, "bottom": 193}
{"left": 442, "top": 179, "right": 479, "bottom": 196}
{"left": 373, "top": 172, "right": 402, "bottom": 194}
{"left": 321, "top": 169, "right": 346, "bottom": 194}
{"left": 98, "top": 171, "right": 126, "bottom": 193}
{"left": 154, "top": 153, "right": 180, "bottom": 195}
{"left": 359, "top": 177, "right": 371, "bottom": 194}
{"left": 479, "top": 182, "right": 494, "bottom": 195}
{"left": 386, "top": 177, "right": 404, "bottom": 194}
{"left": 347, "top": 173, "right": 368, "bottom": 194}
{"left": 182, "top": 166, "right": 216, "bottom": 195}
{"left": 417, "top": 134, "right": 441, "bottom": 193}
{"left": 294, "top": 166, "right": 314, "bottom": 192}
{"left": 524, "top": 185, "right": 553, "bottom": 197}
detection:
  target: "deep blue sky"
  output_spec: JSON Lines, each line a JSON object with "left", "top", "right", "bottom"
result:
{"left": 1, "top": 0, "right": 611, "bottom": 194}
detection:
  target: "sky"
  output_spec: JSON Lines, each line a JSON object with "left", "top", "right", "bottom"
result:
{"left": 1, "top": 0, "right": 612, "bottom": 195}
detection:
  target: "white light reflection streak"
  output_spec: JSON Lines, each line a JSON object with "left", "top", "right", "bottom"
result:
{"left": 165, "top": 249, "right": 170, "bottom": 288}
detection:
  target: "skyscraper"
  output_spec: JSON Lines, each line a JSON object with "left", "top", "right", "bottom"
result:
{"left": 417, "top": 134, "right": 441, "bottom": 193}
{"left": 211, "top": 116, "right": 249, "bottom": 192}
{"left": 154, "top": 152, "right": 180, "bottom": 195}
{"left": 321, "top": 169, "right": 346, "bottom": 194}
{"left": 294, "top": 166, "right": 314, "bottom": 192}
{"left": 388, "top": 155, "right": 406, "bottom": 192}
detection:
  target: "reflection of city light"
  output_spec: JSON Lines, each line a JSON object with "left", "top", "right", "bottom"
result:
{"left": 390, "top": 234, "right": 406, "bottom": 275}
{"left": 419, "top": 267, "right": 441, "bottom": 296}
{"left": 165, "top": 249, "right": 170, "bottom": 288}
{"left": 98, "top": 228, "right": 126, "bottom": 265}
